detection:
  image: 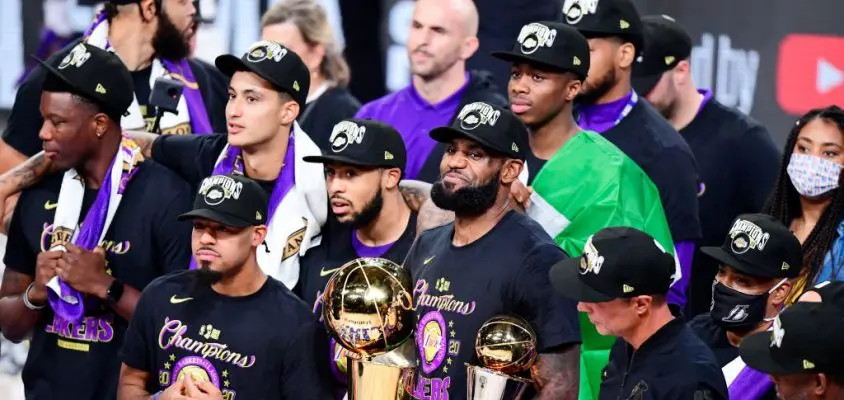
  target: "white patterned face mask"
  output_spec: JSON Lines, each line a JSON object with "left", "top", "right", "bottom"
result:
{"left": 787, "top": 153, "right": 843, "bottom": 198}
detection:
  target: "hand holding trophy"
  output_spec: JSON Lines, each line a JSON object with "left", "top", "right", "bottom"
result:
{"left": 322, "top": 257, "right": 417, "bottom": 400}
{"left": 467, "top": 315, "right": 538, "bottom": 400}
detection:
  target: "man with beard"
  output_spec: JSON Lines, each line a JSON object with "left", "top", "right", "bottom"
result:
{"left": 689, "top": 214, "right": 802, "bottom": 400}
{"left": 119, "top": 174, "right": 334, "bottom": 399}
{"left": 633, "top": 15, "right": 781, "bottom": 317}
{"left": 297, "top": 118, "right": 417, "bottom": 395}
{"left": 355, "top": 0, "right": 507, "bottom": 183}
{"left": 403, "top": 101, "right": 581, "bottom": 399}
{"left": 561, "top": 0, "right": 701, "bottom": 308}
{"left": 0, "top": 0, "right": 228, "bottom": 231}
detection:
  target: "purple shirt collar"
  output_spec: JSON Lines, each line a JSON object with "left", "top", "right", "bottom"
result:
{"left": 697, "top": 89, "right": 714, "bottom": 115}
{"left": 407, "top": 72, "right": 471, "bottom": 110}
{"left": 576, "top": 91, "right": 636, "bottom": 134}
{"left": 351, "top": 230, "right": 395, "bottom": 257}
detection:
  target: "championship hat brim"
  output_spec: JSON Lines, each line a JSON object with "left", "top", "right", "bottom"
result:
{"left": 549, "top": 257, "right": 616, "bottom": 303}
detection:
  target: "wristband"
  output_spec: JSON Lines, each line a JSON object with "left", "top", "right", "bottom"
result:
{"left": 23, "top": 283, "right": 45, "bottom": 310}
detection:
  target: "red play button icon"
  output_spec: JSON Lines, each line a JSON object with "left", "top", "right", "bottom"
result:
{"left": 777, "top": 34, "right": 844, "bottom": 115}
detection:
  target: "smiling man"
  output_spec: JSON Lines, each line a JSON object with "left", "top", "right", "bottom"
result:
{"left": 298, "top": 118, "right": 418, "bottom": 395}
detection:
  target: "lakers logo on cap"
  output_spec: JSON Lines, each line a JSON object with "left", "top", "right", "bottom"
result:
{"left": 329, "top": 121, "right": 367, "bottom": 153}
{"left": 246, "top": 40, "right": 288, "bottom": 63}
{"left": 579, "top": 236, "right": 605, "bottom": 275}
{"left": 562, "top": 0, "right": 599, "bottom": 25}
{"left": 198, "top": 175, "right": 243, "bottom": 206}
{"left": 517, "top": 23, "right": 557, "bottom": 55}
{"left": 728, "top": 218, "right": 770, "bottom": 254}
{"left": 457, "top": 102, "right": 501, "bottom": 131}
{"left": 58, "top": 43, "right": 92, "bottom": 70}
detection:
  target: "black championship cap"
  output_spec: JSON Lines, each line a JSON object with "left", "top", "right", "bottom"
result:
{"left": 701, "top": 214, "right": 802, "bottom": 279}
{"left": 491, "top": 21, "right": 590, "bottom": 80}
{"left": 631, "top": 15, "right": 693, "bottom": 96}
{"left": 560, "top": 0, "right": 644, "bottom": 50}
{"left": 215, "top": 40, "right": 310, "bottom": 109}
{"left": 302, "top": 118, "right": 407, "bottom": 171}
{"left": 37, "top": 42, "right": 134, "bottom": 122}
{"left": 800, "top": 280, "right": 844, "bottom": 311}
{"left": 740, "top": 302, "right": 844, "bottom": 376}
{"left": 549, "top": 227, "right": 675, "bottom": 302}
{"left": 178, "top": 174, "right": 269, "bottom": 228}
{"left": 429, "top": 102, "right": 527, "bottom": 160}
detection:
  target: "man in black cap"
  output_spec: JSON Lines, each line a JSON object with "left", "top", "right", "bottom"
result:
{"left": 490, "top": 21, "right": 591, "bottom": 180}
{"left": 633, "top": 15, "right": 781, "bottom": 317}
{"left": 404, "top": 101, "right": 581, "bottom": 399}
{"left": 0, "top": 0, "right": 227, "bottom": 223}
{"left": 118, "top": 173, "right": 333, "bottom": 399}
{"left": 298, "top": 118, "right": 418, "bottom": 393}
{"left": 0, "top": 43, "right": 193, "bottom": 400}
{"left": 740, "top": 302, "right": 844, "bottom": 400}
{"left": 561, "top": 0, "right": 701, "bottom": 308}
{"left": 688, "top": 214, "right": 801, "bottom": 399}
{"left": 550, "top": 226, "right": 727, "bottom": 399}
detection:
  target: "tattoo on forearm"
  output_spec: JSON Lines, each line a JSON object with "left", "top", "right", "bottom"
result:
{"left": 530, "top": 344, "right": 580, "bottom": 400}
{"left": 0, "top": 152, "right": 50, "bottom": 195}
{"left": 125, "top": 130, "right": 158, "bottom": 158}
{"left": 416, "top": 199, "right": 455, "bottom": 235}
{"left": 0, "top": 269, "right": 31, "bottom": 297}
{"left": 399, "top": 181, "right": 431, "bottom": 212}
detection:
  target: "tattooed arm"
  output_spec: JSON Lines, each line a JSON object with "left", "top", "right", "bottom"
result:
{"left": 124, "top": 130, "right": 160, "bottom": 159}
{"left": 0, "top": 151, "right": 54, "bottom": 233}
{"left": 397, "top": 180, "right": 455, "bottom": 235}
{"left": 531, "top": 344, "right": 581, "bottom": 400}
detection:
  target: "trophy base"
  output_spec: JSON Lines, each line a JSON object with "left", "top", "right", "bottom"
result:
{"left": 466, "top": 364, "right": 533, "bottom": 400}
{"left": 347, "top": 357, "right": 416, "bottom": 400}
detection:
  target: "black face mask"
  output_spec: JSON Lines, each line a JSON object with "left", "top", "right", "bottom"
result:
{"left": 710, "top": 280, "right": 783, "bottom": 332}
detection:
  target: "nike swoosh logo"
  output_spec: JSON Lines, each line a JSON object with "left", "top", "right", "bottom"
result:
{"left": 170, "top": 295, "right": 193, "bottom": 304}
{"left": 320, "top": 266, "right": 342, "bottom": 277}
{"left": 424, "top": 256, "right": 435, "bottom": 265}
{"left": 44, "top": 201, "right": 58, "bottom": 210}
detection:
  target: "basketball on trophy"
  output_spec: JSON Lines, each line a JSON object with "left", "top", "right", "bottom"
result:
{"left": 474, "top": 315, "right": 538, "bottom": 375}
{"left": 322, "top": 257, "right": 415, "bottom": 357}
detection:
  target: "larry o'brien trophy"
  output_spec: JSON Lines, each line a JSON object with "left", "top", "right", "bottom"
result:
{"left": 322, "top": 257, "right": 416, "bottom": 400}
{"left": 466, "top": 315, "right": 538, "bottom": 400}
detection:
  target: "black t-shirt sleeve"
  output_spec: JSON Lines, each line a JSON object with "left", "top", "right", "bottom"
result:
{"left": 650, "top": 147, "right": 702, "bottom": 242}
{"left": 153, "top": 187, "right": 194, "bottom": 275}
{"left": 511, "top": 243, "right": 581, "bottom": 351}
{"left": 120, "top": 282, "right": 158, "bottom": 372}
{"left": 3, "top": 192, "right": 36, "bottom": 275}
{"left": 278, "top": 316, "right": 335, "bottom": 398}
{"left": 151, "top": 134, "right": 226, "bottom": 185}
{"left": 2, "top": 66, "right": 48, "bottom": 157}
{"left": 736, "top": 125, "right": 781, "bottom": 212}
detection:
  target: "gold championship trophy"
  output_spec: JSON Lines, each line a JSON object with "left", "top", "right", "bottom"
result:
{"left": 322, "top": 257, "right": 416, "bottom": 400}
{"left": 466, "top": 315, "right": 538, "bottom": 400}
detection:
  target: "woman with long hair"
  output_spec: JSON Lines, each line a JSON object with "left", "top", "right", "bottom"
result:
{"left": 261, "top": 0, "right": 361, "bottom": 144}
{"left": 763, "top": 105, "right": 844, "bottom": 303}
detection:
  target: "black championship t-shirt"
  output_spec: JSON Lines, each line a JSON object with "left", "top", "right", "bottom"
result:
{"left": 525, "top": 150, "right": 547, "bottom": 185}
{"left": 3, "top": 161, "right": 193, "bottom": 400}
{"left": 602, "top": 100, "right": 702, "bottom": 242}
{"left": 298, "top": 87, "right": 361, "bottom": 146}
{"left": 687, "top": 314, "right": 778, "bottom": 400}
{"left": 2, "top": 38, "right": 229, "bottom": 157}
{"left": 404, "top": 211, "right": 580, "bottom": 399}
{"left": 120, "top": 270, "right": 335, "bottom": 399}
{"left": 681, "top": 98, "right": 781, "bottom": 316}
{"left": 298, "top": 212, "right": 417, "bottom": 389}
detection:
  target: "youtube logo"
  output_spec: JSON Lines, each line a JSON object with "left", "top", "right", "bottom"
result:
{"left": 777, "top": 34, "right": 844, "bottom": 115}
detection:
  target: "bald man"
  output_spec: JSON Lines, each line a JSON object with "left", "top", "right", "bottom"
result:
{"left": 355, "top": 0, "right": 507, "bottom": 183}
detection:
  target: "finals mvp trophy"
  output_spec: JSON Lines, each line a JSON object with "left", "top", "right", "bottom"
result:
{"left": 322, "top": 257, "right": 416, "bottom": 400}
{"left": 466, "top": 315, "right": 538, "bottom": 400}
